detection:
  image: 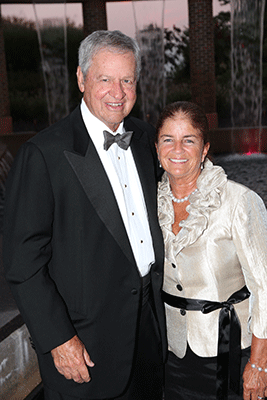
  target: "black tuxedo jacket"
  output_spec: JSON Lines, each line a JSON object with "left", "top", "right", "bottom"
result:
{"left": 3, "top": 106, "right": 166, "bottom": 399}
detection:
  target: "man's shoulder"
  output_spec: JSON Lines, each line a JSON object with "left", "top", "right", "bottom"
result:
{"left": 29, "top": 106, "right": 81, "bottom": 147}
{"left": 125, "top": 115, "right": 156, "bottom": 134}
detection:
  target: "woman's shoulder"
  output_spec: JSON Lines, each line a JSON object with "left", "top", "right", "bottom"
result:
{"left": 216, "top": 179, "right": 267, "bottom": 227}
{"left": 225, "top": 179, "right": 251, "bottom": 195}
{"left": 225, "top": 179, "right": 263, "bottom": 203}
{"left": 200, "top": 159, "right": 258, "bottom": 199}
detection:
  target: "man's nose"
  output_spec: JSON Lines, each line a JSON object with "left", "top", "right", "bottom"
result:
{"left": 109, "top": 81, "right": 126, "bottom": 99}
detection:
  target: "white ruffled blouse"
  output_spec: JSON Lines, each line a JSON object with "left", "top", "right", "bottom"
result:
{"left": 158, "top": 158, "right": 267, "bottom": 358}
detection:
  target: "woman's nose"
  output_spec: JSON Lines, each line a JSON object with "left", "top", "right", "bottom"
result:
{"left": 173, "top": 140, "right": 183, "bottom": 153}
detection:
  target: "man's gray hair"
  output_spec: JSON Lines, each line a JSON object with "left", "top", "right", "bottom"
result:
{"left": 78, "top": 30, "right": 141, "bottom": 80}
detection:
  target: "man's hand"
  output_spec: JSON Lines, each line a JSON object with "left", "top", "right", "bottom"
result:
{"left": 51, "top": 335, "right": 94, "bottom": 383}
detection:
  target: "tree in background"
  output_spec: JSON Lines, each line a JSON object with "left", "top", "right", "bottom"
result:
{"left": 3, "top": 17, "right": 83, "bottom": 131}
{"left": 4, "top": 17, "right": 45, "bottom": 131}
{"left": 3, "top": 0, "right": 266, "bottom": 130}
{"left": 164, "top": 25, "right": 191, "bottom": 104}
{"left": 213, "top": 7, "right": 231, "bottom": 126}
{"left": 164, "top": 3, "right": 231, "bottom": 126}
{"left": 164, "top": 0, "right": 267, "bottom": 128}
{"left": 262, "top": 0, "right": 267, "bottom": 125}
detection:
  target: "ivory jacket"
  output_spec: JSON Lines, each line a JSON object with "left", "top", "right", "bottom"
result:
{"left": 158, "top": 159, "right": 267, "bottom": 358}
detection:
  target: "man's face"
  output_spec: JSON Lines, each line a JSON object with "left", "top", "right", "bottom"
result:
{"left": 77, "top": 49, "right": 137, "bottom": 132}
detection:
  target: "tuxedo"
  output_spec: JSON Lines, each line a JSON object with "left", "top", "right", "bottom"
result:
{"left": 3, "top": 106, "right": 167, "bottom": 399}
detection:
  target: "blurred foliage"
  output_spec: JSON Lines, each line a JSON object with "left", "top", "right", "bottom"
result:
{"left": 4, "top": 17, "right": 40, "bottom": 72}
{"left": 262, "top": 4, "right": 267, "bottom": 125}
{"left": 165, "top": 1, "right": 267, "bottom": 127}
{"left": 157, "top": 1, "right": 266, "bottom": 127}
{"left": 164, "top": 10, "right": 232, "bottom": 126}
{"left": 164, "top": 25, "right": 190, "bottom": 83}
{"left": 3, "top": 17, "right": 83, "bottom": 131}
{"left": 214, "top": 10, "right": 231, "bottom": 126}
{"left": 3, "top": 2, "right": 267, "bottom": 130}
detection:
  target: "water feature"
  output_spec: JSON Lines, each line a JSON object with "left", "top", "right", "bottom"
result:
{"left": 32, "top": 1, "right": 69, "bottom": 126}
{"left": 132, "top": 0, "right": 166, "bottom": 127}
{"left": 230, "top": 0, "right": 266, "bottom": 152}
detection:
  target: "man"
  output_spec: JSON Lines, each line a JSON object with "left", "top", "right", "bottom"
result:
{"left": 3, "top": 30, "right": 166, "bottom": 400}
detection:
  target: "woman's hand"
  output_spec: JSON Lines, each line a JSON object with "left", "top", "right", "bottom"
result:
{"left": 243, "top": 335, "right": 267, "bottom": 400}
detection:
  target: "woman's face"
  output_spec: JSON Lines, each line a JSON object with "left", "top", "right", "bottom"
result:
{"left": 156, "top": 114, "right": 210, "bottom": 184}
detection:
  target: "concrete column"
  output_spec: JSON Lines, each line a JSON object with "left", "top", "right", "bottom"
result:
{"left": 82, "top": 0, "right": 108, "bottom": 37}
{"left": 0, "top": 6, "right": 12, "bottom": 134}
{"left": 188, "top": 0, "right": 217, "bottom": 129}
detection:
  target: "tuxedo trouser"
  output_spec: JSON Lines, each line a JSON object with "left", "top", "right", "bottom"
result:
{"left": 43, "top": 274, "right": 164, "bottom": 400}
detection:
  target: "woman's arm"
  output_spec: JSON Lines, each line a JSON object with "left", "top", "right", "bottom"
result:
{"left": 243, "top": 334, "right": 267, "bottom": 400}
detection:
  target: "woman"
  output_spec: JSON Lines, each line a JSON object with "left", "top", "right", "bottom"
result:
{"left": 156, "top": 101, "right": 267, "bottom": 400}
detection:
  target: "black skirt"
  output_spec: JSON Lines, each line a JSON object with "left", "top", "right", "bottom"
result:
{"left": 164, "top": 345, "right": 250, "bottom": 400}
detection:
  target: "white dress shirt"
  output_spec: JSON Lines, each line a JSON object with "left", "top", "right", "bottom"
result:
{"left": 81, "top": 100, "right": 155, "bottom": 276}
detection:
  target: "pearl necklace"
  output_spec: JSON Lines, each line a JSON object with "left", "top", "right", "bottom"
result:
{"left": 169, "top": 188, "right": 198, "bottom": 203}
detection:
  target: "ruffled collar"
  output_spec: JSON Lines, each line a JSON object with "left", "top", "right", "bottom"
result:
{"left": 158, "top": 159, "right": 227, "bottom": 261}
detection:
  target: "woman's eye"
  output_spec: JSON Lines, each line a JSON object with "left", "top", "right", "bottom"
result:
{"left": 163, "top": 138, "right": 172, "bottom": 143}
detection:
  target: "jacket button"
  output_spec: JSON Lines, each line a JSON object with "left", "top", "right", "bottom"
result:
{"left": 176, "top": 284, "right": 183, "bottom": 291}
{"left": 172, "top": 263, "right": 176, "bottom": 268}
{"left": 131, "top": 289, "right": 138, "bottom": 295}
{"left": 180, "top": 309, "right": 186, "bottom": 316}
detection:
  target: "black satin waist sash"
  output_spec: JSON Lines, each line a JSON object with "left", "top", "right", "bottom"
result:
{"left": 162, "top": 286, "right": 251, "bottom": 400}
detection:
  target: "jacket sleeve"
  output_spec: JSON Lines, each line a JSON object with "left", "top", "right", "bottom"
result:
{"left": 232, "top": 189, "right": 267, "bottom": 339}
{"left": 3, "top": 141, "right": 76, "bottom": 354}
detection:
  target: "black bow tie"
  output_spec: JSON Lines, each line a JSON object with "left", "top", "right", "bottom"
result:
{"left": 103, "top": 130, "right": 133, "bottom": 151}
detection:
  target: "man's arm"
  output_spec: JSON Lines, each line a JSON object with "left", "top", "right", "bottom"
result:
{"left": 3, "top": 141, "right": 96, "bottom": 382}
{"left": 3, "top": 142, "right": 76, "bottom": 353}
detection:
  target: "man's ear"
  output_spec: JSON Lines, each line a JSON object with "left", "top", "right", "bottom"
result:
{"left": 76, "top": 66, "right": 85, "bottom": 93}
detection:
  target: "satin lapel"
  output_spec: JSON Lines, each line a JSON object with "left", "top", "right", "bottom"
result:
{"left": 124, "top": 118, "right": 164, "bottom": 263}
{"left": 64, "top": 112, "right": 136, "bottom": 266}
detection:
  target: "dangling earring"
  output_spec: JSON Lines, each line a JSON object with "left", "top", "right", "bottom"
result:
{"left": 201, "top": 162, "right": 204, "bottom": 170}
{"left": 158, "top": 160, "right": 162, "bottom": 168}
